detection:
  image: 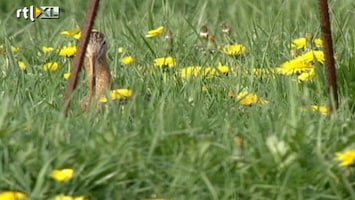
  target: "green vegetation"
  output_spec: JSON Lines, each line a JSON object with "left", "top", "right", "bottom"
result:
{"left": 1, "top": 0, "right": 355, "bottom": 199}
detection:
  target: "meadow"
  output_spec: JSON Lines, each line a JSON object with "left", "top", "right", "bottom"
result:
{"left": 1, "top": 0, "right": 355, "bottom": 199}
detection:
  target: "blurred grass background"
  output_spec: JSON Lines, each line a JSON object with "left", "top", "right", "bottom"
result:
{"left": 0, "top": 0, "right": 355, "bottom": 199}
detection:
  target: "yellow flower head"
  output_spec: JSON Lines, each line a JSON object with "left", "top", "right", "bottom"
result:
{"left": 336, "top": 149, "right": 355, "bottom": 167}
{"left": 118, "top": 47, "right": 124, "bottom": 53}
{"left": 180, "top": 66, "right": 203, "bottom": 79}
{"left": 145, "top": 26, "right": 165, "bottom": 38}
{"left": 58, "top": 46, "right": 77, "bottom": 57}
{"left": 122, "top": 56, "right": 135, "bottom": 65}
{"left": 237, "top": 91, "right": 260, "bottom": 105}
{"left": 276, "top": 51, "right": 324, "bottom": 75}
{"left": 99, "top": 96, "right": 109, "bottom": 103}
{"left": 202, "top": 67, "right": 228, "bottom": 78}
{"left": 229, "top": 91, "right": 268, "bottom": 106}
{"left": 154, "top": 56, "right": 175, "bottom": 68}
{"left": 0, "top": 191, "right": 28, "bottom": 200}
{"left": 179, "top": 65, "right": 229, "bottom": 80}
{"left": 300, "top": 105, "right": 330, "bottom": 115}
{"left": 44, "top": 62, "right": 60, "bottom": 71}
{"left": 111, "top": 89, "right": 133, "bottom": 100}
{"left": 314, "top": 38, "right": 323, "bottom": 48}
{"left": 220, "top": 44, "right": 247, "bottom": 56}
{"left": 51, "top": 168, "right": 75, "bottom": 182}
{"left": 0, "top": 45, "right": 20, "bottom": 54}
{"left": 276, "top": 60, "right": 314, "bottom": 75}
{"left": 290, "top": 38, "right": 307, "bottom": 49}
{"left": 53, "top": 195, "right": 87, "bottom": 200}
{"left": 311, "top": 105, "right": 330, "bottom": 116}
{"left": 18, "top": 61, "right": 27, "bottom": 71}
{"left": 297, "top": 68, "right": 316, "bottom": 83}
{"left": 11, "top": 46, "right": 20, "bottom": 54}
{"left": 300, "top": 50, "right": 325, "bottom": 63}
{"left": 217, "top": 63, "right": 230, "bottom": 74}
{"left": 42, "top": 46, "right": 55, "bottom": 53}
{"left": 99, "top": 89, "right": 133, "bottom": 103}
{"left": 61, "top": 28, "right": 82, "bottom": 39}
{"left": 63, "top": 72, "right": 71, "bottom": 80}
{"left": 290, "top": 37, "right": 323, "bottom": 49}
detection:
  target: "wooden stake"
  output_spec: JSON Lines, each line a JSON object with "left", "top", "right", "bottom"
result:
{"left": 318, "top": 0, "right": 339, "bottom": 111}
{"left": 63, "top": 0, "right": 101, "bottom": 117}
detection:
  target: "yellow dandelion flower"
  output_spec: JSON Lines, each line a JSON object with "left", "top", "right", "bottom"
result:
{"left": 58, "top": 46, "right": 77, "bottom": 57}
{"left": 0, "top": 45, "right": 20, "bottom": 54}
{"left": 154, "top": 56, "right": 175, "bottom": 68}
{"left": 203, "top": 67, "right": 229, "bottom": 78}
{"left": 220, "top": 44, "right": 247, "bottom": 56}
{"left": 179, "top": 65, "right": 229, "bottom": 79}
{"left": 300, "top": 105, "right": 330, "bottom": 115}
{"left": 241, "top": 92, "right": 259, "bottom": 105}
{"left": 237, "top": 91, "right": 259, "bottom": 105}
{"left": 0, "top": 191, "right": 28, "bottom": 200}
{"left": 111, "top": 89, "right": 133, "bottom": 99}
{"left": 99, "top": 89, "right": 133, "bottom": 103}
{"left": 51, "top": 168, "right": 75, "bottom": 182}
{"left": 336, "top": 149, "right": 355, "bottom": 167}
{"left": 61, "top": 28, "right": 82, "bottom": 39}
{"left": 11, "top": 46, "right": 20, "bottom": 54}
{"left": 290, "top": 38, "right": 307, "bottom": 49}
{"left": 18, "top": 61, "right": 27, "bottom": 71}
{"left": 118, "top": 47, "right": 124, "bottom": 53}
{"left": 122, "top": 56, "right": 135, "bottom": 65}
{"left": 42, "top": 46, "right": 55, "bottom": 53}
{"left": 276, "top": 60, "right": 314, "bottom": 75}
{"left": 299, "top": 50, "right": 325, "bottom": 63}
{"left": 180, "top": 66, "right": 202, "bottom": 79}
{"left": 311, "top": 105, "right": 330, "bottom": 116}
{"left": 276, "top": 51, "right": 324, "bottom": 75}
{"left": 99, "top": 96, "right": 109, "bottom": 103}
{"left": 53, "top": 195, "right": 87, "bottom": 200}
{"left": 290, "top": 36, "right": 323, "bottom": 49}
{"left": 202, "top": 67, "right": 215, "bottom": 76}
{"left": 230, "top": 91, "right": 268, "bottom": 106}
{"left": 63, "top": 72, "right": 71, "bottom": 80}
{"left": 44, "top": 62, "right": 60, "bottom": 71}
{"left": 314, "top": 38, "right": 323, "bottom": 48}
{"left": 297, "top": 69, "right": 316, "bottom": 82}
{"left": 145, "top": 26, "right": 165, "bottom": 38}
{"left": 216, "top": 63, "right": 230, "bottom": 74}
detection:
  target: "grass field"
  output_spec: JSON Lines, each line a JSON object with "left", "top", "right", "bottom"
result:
{"left": 1, "top": 0, "right": 355, "bottom": 199}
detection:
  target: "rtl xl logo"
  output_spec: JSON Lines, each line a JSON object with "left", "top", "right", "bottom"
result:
{"left": 16, "top": 6, "right": 60, "bottom": 22}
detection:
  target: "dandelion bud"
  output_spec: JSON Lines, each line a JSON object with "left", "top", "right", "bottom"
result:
{"left": 221, "top": 22, "right": 231, "bottom": 35}
{"left": 164, "top": 30, "right": 174, "bottom": 42}
{"left": 199, "top": 25, "right": 209, "bottom": 39}
{"left": 305, "top": 32, "right": 314, "bottom": 41}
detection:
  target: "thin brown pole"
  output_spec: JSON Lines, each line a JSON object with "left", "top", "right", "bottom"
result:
{"left": 318, "top": 0, "right": 339, "bottom": 111}
{"left": 63, "top": 0, "right": 101, "bottom": 117}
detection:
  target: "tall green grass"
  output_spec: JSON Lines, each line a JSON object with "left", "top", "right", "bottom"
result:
{"left": 0, "top": 0, "right": 355, "bottom": 199}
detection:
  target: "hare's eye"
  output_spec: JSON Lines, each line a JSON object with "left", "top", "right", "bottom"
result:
{"left": 102, "top": 40, "right": 107, "bottom": 46}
